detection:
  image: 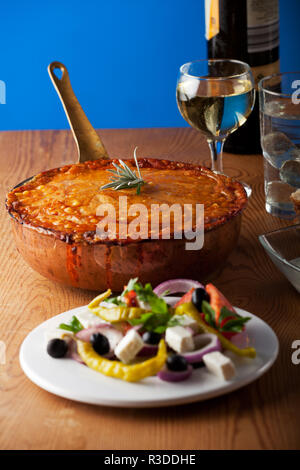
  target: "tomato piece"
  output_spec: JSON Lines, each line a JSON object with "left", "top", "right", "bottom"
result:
{"left": 201, "top": 307, "right": 237, "bottom": 339}
{"left": 121, "top": 322, "right": 133, "bottom": 335}
{"left": 205, "top": 283, "right": 236, "bottom": 324}
{"left": 128, "top": 290, "right": 137, "bottom": 299}
{"left": 174, "top": 288, "right": 195, "bottom": 308}
{"left": 219, "top": 315, "right": 238, "bottom": 339}
{"left": 220, "top": 315, "right": 236, "bottom": 329}
{"left": 124, "top": 290, "right": 138, "bottom": 307}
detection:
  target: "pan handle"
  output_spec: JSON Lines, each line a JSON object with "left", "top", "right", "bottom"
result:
{"left": 48, "top": 61, "right": 109, "bottom": 163}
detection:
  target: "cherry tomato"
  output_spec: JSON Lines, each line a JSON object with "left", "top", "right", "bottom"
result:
{"left": 124, "top": 290, "right": 137, "bottom": 307}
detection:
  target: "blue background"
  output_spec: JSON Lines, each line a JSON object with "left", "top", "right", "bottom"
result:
{"left": 0, "top": 0, "right": 299, "bottom": 130}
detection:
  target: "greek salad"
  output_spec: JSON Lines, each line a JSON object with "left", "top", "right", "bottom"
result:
{"left": 46, "top": 278, "right": 256, "bottom": 383}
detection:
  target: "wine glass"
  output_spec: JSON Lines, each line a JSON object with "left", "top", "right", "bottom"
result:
{"left": 176, "top": 59, "right": 256, "bottom": 175}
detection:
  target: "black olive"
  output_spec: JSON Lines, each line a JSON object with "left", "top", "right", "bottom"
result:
{"left": 192, "top": 361, "right": 205, "bottom": 369}
{"left": 47, "top": 338, "right": 68, "bottom": 358}
{"left": 142, "top": 331, "right": 161, "bottom": 345}
{"left": 192, "top": 287, "right": 210, "bottom": 311}
{"left": 166, "top": 354, "right": 188, "bottom": 372}
{"left": 90, "top": 333, "right": 110, "bottom": 355}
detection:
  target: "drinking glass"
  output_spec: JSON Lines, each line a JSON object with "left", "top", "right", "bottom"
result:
{"left": 176, "top": 59, "right": 255, "bottom": 174}
{"left": 259, "top": 72, "right": 300, "bottom": 219}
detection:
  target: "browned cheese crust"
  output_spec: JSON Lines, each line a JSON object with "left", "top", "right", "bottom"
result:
{"left": 6, "top": 158, "right": 247, "bottom": 245}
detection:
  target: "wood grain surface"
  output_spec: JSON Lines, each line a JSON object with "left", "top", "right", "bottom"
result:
{"left": 0, "top": 128, "right": 299, "bottom": 450}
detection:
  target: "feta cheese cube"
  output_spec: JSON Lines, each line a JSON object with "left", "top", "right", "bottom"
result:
{"left": 76, "top": 309, "right": 107, "bottom": 329}
{"left": 165, "top": 326, "right": 194, "bottom": 353}
{"left": 115, "top": 329, "right": 144, "bottom": 364}
{"left": 203, "top": 351, "right": 236, "bottom": 381}
{"left": 173, "top": 314, "right": 199, "bottom": 333}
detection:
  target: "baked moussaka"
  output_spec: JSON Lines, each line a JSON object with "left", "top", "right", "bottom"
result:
{"left": 6, "top": 158, "right": 247, "bottom": 290}
{"left": 6, "top": 158, "right": 247, "bottom": 244}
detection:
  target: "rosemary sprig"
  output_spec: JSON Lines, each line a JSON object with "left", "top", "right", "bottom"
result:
{"left": 101, "top": 147, "right": 146, "bottom": 195}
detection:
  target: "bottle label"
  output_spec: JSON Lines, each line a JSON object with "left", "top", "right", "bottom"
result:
{"left": 247, "top": 0, "right": 279, "bottom": 54}
{"left": 205, "top": 0, "right": 219, "bottom": 40}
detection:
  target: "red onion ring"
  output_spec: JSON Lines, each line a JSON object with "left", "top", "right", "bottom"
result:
{"left": 181, "top": 333, "right": 221, "bottom": 363}
{"left": 67, "top": 338, "right": 85, "bottom": 364}
{"left": 137, "top": 344, "right": 158, "bottom": 356}
{"left": 157, "top": 364, "right": 193, "bottom": 382}
{"left": 153, "top": 279, "right": 203, "bottom": 297}
{"left": 75, "top": 324, "right": 112, "bottom": 342}
{"left": 76, "top": 324, "right": 123, "bottom": 355}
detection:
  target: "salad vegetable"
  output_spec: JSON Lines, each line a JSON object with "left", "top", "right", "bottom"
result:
{"left": 153, "top": 279, "right": 203, "bottom": 297}
{"left": 47, "top": 338, "right": 68, "bottom": 358}
{"left": 191, "top": 288, "right": 210, "bottom": 310}
{"left": 142, "top": 331, "right": 161, "bottom": 345}
{"left": 174, "top": 288, "right": 195, "bottom": 308}
{"left": 157, "top": 364, "right": 193, "bottom": 382}
{"left": 88, "top": 289, "right": 112, "bottom": 308}
{"left": 206, "top": 283, "right": 236, "bottom": 324}
{"left": 129, "top": 311, "right": 182, "bottom": 334}
{"left": 90, "top": 332, "right": 110, "bottom": 356}
{"left": 76, "top": 324, "right": 123, "bottom": 353}
{"left": 77, "top": 338, "right": 167, "bottom": 382}
{"left": 47, "top": 277, "right": 257, "bottom": 383}
{"left": 201, "top": 301, "right": 250, "bottom": 336}
{"left": 180, "top": 333, "right": 221, "bottom": 363}
{"left": 59, "top": 315, "right": 84, "bottom": 333}
{"left": 175, "top": 302, "right": 256, "bottom": 358}
{"left": 89, "top": 306, "right": 146, "bottom": 323}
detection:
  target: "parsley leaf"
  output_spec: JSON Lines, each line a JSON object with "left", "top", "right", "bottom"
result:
{"left": 201, "top": 302, "right": 250, "bottom": 333}
{"left": 122, "top": 278, "right": 169, "bottom": 315}
{"left": 129, "top": 311, "right": 180, "bottom": 334}
{"left": 218, "top": 306, "right": 236, "bottom": 323}
{"left": 59, "top": 315, "right": 84, "bottom": 333}
{"left": 122, "top": 277, "right": 139, "bottom": 295}
{"left": 220, "top": 317, "right": 251, "bottom": 332}
{"left": 201, "top": 300, "right": 217, "bottom": 328}
{"left": 105, "top": 296, "right": 126, "bottom": 307}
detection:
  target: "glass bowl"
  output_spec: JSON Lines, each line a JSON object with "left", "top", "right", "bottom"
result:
{"left": 259, "top": 224, "right": 300, "bottom": 293}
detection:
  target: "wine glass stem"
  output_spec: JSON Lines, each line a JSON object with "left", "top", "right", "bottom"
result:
{"left": 207, "top": 138, "right": 225, "bottom": 173}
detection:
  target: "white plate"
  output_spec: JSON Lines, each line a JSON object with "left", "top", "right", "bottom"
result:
{"left": 19, "top": 298, "right": 279, "bottom": 408}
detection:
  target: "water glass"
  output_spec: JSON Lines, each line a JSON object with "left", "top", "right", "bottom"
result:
{"left": 259, "top": 72, "right": 300, "bottom": 219}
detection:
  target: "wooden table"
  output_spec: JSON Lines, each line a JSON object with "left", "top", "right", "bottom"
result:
{"left": 0, "top": 128, "right": 299, "bottom": 450}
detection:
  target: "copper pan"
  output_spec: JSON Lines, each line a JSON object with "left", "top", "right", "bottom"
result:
{"left": 6, "top": 62, "right": 246, "bottom": 292}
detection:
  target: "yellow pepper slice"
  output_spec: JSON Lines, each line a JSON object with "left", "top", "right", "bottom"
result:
{"left": 77, "top": 339, "right": 167, "bottom": 382}
{"left": 175, "top": 302, "right": 256, "bottom": 358}
{"left": 88, "top": 289, "right": 112, "bottom": 308}
{"left": 88, "top": 289, "right": 146, "bottom": 322}
{"left": 89, "top": 305, "right": 146, "bottom": 323}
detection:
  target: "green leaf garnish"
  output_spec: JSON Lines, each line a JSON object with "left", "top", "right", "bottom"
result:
{"left": 220, "top": 317, "right": 251, "bottom": 332}
{"left": 121, "top": 278, "right": 169, "bottom": 315}
{"left": 100, "top": 147, "right": 146, "bottom": 195}
{"left": 59, "top": 315, "right": 84, "bottom": 333}
{"left": 201, "top": 300, "right": 217, "bottom": 328}
{"left": 129, "top": 311, "right": 180, "bottom": 334}
{"left": 123, "top": 277, "right": 139, "bottom": 295}
{"left": 201, "top": 302, "right": 250, "bottom": 333}
{"left": 218, "top": 306, "right": 236, "bottom": 323}
{"left": 104, "top": 296, "right": 127, "bottom": 307}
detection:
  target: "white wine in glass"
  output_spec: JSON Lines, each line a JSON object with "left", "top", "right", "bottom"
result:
{"left": 176, "top": 59, "right": 255, "bottom": 173}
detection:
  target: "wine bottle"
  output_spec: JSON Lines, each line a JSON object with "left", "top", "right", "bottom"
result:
{"left": 205, "top": 0, "right": 280, "bottom": 154}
